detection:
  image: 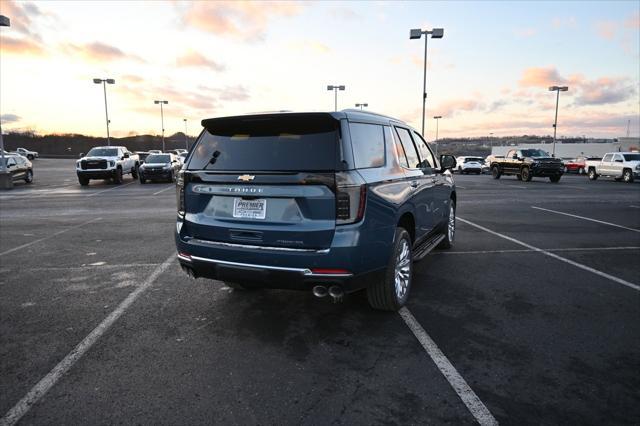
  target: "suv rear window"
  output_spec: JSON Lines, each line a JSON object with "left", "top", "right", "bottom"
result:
{"left": 188, "top": 114, "right": 339, "bottom": 172}
{"left": 349, "top": 122, "right": 385, "bottom": 169}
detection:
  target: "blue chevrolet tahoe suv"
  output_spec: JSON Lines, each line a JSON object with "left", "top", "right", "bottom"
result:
{"left": 175, "top": 110, "right": 457, "bottom": 311}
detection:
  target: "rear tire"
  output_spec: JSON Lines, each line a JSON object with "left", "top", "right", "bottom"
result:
{"left": 623, "top": 169, "right": 634, "bottom": 183}
{"left": 131, "top": 164, "right": 139, "bottom": 179}
{"left": 24, "top": 170, "right": 33, "bottom": 183}
{"left": 549, "top": 175, "right": 561, "bottom": 183}
{"left": 491, "top": 165, "right": 501, "bottom": 179}
{"left": 521, "top": 167, "right": 532, "bottom": 182}
{"left": 588, "top": 168, "right": 598, "bottom": 180}
{"left": 516, "top": 174, "right": 522, "bottom": 181}
{"left": 78, "top": 176, "right": 89, "bottom": 186}
{"left": 367, "top": 227, "right": 412, "bottom": 311}
{"left": 437, "top": 201, "right": 455, "bottom": 249}
{"left": 27, "top": 154, "right": 34, "bottom": 160}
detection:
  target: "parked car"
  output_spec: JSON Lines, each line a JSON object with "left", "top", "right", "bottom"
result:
{"left": 455, "top": 156, "right": 484, "bottom": 174}
{"left": 148, "top": 149, "right": 162, "bottom": 154}
{"left": 15, "top": 148, "right": 39, "bottom": 160}
{"left": 139, "top": 153, "right": 182, "bottom": 183}
{"left": 563, "top": 156, "right": 587, "bottom": 174}
{"left": 166, "top": 149, "right": 188, "bottom": 155}
{"left": 76, "top": 146, "right": 139, "bottom": 185}
{"left": 490, "top": 148, "right": 564, "bottom": 182}
{"left": 175, "top": 110, "right": 457, "bottom": 311}
{"left": 136, "top": 151, "right": 151, "bottom": 164}
{"left": 484, "top": 155, "right": 503, "bottom": 172}
{"left": 178, "top": 152, "right": 188, "bottom": 164}
{"left": 586, "top": 152, "right": 640, "bottom": 183}
{"left": 1, "top": 154, "right": 33, "bottom": 184}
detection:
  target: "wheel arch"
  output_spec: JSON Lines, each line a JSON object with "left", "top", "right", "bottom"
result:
{"left": 397, "top": 212, "right": 416, "bottom": 244}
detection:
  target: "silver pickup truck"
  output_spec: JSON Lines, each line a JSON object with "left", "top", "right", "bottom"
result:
{"left": 586, "top": 152, "right": 640, "bottom": 183}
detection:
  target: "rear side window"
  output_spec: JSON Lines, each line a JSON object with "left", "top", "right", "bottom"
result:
{"left": 349, "top": 122, "right": 385, "bottom": 169}
{"left": 602, "top": 154, "right": 613, "bottom": 162}
{"left": 395, "top": 127, "right": 421, "bottom": 168}
{"left": 189, "top": 114, "right": 339, "bottom": 172}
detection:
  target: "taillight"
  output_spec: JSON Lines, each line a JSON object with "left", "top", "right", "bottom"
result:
{"left": 176, "top": 170, "right": 185, "bottom": 218}
{"left": 335, "top": 171, "right": 366, "bottom": 225}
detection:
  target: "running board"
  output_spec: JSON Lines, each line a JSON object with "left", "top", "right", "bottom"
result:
{"left": 413, "top": 234, "right": 445, "bottom": 262}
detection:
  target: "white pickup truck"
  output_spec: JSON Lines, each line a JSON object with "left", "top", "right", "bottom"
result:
{"left": 15, "top": 148, "right": 39, "bottom": 160}
{"left": 586, "top": 152, "right": 640, "bottom": 183}
{"left": 76, "top": 146, "right": 139, "bottom": 185}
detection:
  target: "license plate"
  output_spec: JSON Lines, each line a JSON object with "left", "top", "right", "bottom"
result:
{"left": 233, "top": 198, "right": 267, "bottom": 219}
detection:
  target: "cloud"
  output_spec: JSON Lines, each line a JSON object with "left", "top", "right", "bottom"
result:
{"left": 573, "top": 77, "right": 637, "bottom": 106}
{"left": 433, "top": 99, "right": 483, "bottom": 117}
{"left": 176, "top": 51, "right": 225, "bottom": 71}
{"left": 64, "top": 42, "right": 144, "bottom": 63}
{"left": 0, "top": 35, "right": 45, "bottom": 55}
{"left": 288, "top": 40, "right": 331, "bottom": 54}
{"left": 625, "top": 11, "right": 640, "bottom": 29}
{"left": 514, "top": 28, "right": 537, "bottom": 38}
{"left": 552, "top": 16, "right": 577, "bottom": 29}
{"left": 0, "top": 0, "right": 43, "bottom": 39}
{"left": 519, "top": 67, "right": 568, "bottom": 88}
{"left": 595, "top": 21, "right": 617, "bottom": 40}
{"left": 217, "top": 85, "right": 250, "bottom": 102}
{"left": 328, "top": 7, "right": 360, "bottom": 20}
{"left": 182, "top": 1, "right": 302, "bottom": 41}
{"left": 1, "top": 114, "right": 21, "bottom": 124}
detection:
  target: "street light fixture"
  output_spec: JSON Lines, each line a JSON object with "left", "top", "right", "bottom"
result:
{"left": 433, "top": 115, "right": 442, "bottom": 157}
{"left": 183, "top": 118, "right": 188, "bottom": 150}
{"left": 410, "top": 27, "right": 444, "bottom": 137}
{"left": 154, "top": 100, "right": 168, "bottom": 152}
{"left": 548, "top": 85, "right": 569, "bottom": 157}
{"left": 355, "top": 103, "right": 368, "bottom": 110}
{"left": 93, "top": 78, "right": 115, "bottom": 146}
{"left": 327, "top": 85, "right": 345, "bottom": 111}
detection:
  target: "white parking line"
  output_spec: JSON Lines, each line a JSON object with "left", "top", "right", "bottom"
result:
{"left": 86, "top": 181, "right": 136, "bottom": 197}
{"left": 0, "top": 253, "right": 177, "bottom": 426}
{"left": 630, "top": 205, "right": 640, "bottom": 209}
{"left": 0, "top": 217, "right": 103, "bottom": 257}
{"left": 531, "top": 206, "right": 640, "bottom": 233}
{"left": 152, "top": 185, "right": 175, "bottom": 196}
{"left": 399, "top": 307, "right": 498, "bottom": 426}
{"left": 434, "top": 246, "right": 640, "bottom": 255}
{"left": 458, "top": 217, "right": 640, "bottom": 292}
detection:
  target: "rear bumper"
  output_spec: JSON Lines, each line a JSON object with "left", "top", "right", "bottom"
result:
{"left": 175, "top": 222, "right": 390, "bottom": 293}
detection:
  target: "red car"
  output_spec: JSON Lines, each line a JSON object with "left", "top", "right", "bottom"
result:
{"left": 563, "top": 156, "right": 587, "bottom": 174}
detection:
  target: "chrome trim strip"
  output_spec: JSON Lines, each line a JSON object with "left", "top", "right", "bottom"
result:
{"left": 190, "top": 238, "right": 330, "bottom": 254}
{"left": 177, "top": 253, "right": 192, "bottom": 262}
{"left": 190, "top": 255, "right": 312, "bottom": 274}
{"left": 305, "top": 273, "right": 353, "bottom": 278}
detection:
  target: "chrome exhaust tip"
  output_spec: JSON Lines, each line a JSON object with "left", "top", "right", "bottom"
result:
{"left": 312, "top": 285, "right": 328, "bottom": 298}
{"left": 328, "top": 285, "right": 344, "bottom": 303}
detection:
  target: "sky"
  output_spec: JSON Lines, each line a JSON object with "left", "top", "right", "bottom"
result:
{"left": 0, "top": 0, "right": 638, "bottom": 141}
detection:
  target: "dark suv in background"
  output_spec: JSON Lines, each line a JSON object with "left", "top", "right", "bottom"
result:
{"left": 175, "top": 110, "right": 457, "bottom": 311}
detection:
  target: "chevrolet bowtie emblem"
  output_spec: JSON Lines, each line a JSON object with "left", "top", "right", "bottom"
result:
{"left": 237, "top": 174, "right": 255, "bottom": 182}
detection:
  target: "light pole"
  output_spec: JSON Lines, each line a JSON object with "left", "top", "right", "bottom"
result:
{"left": 154, "top": 100, "right": 168, "bottom": 152}
{"left": 548, "top": 85, "right": 568, "bottom": 157}
{"left": 355, "top": 103, "right": 368, "bottom": 110}
{"left": 0, "top": 15, "right": 11, "bottom": 179}
{"left": 183, "top": 118, "right": 188, "bottom": 150}
{"left": 489, "top": 132, "right": 494, "bottom": 153}
{"left": 327, "top": 85, "right": 345, "bottom": 111}
{"left": 433, "top": 115, "right": 442, "bottom": 157}
{"left": 410, "top": 27, "right": 444, "bottom": 136}
{"left": 93, "top": 78, "right": 115, "bottom": 146}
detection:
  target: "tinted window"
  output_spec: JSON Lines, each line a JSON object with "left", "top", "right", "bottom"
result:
{"left": 87, "top": 148, "right": 119, "bottom": 157}
{"left": 602, "top": 154, "right": 613, "bottom": 162}
{"left": 189, "top": 114, "right": 338, "bottom": 171}
{"left": 623, "top": 154, "right": 640, "bottom": 161}
{"left": 349, "top": 123, "right": 385, "bottom": 169}
{"left": 395, "top": 127, "right": 420, "bottom": 168}
{"left": 412, "top": 131, "right": 435, "bottom": 168}
{"left": 146, "top": 154, "right": 171, "bottom": 163}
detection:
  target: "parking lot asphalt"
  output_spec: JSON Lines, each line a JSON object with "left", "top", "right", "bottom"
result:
{"left": 1, "top": 159, "right": 639, "bottom": 425}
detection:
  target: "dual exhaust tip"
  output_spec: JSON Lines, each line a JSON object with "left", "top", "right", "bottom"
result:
{"left": 313, "top": 285, "right": 344, "bottom": 302}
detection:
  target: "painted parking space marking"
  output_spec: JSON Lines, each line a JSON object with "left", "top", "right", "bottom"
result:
{"left": 399, "top": 307, "right": 498, "bottom": 426}
{"left": 152, "top": 185, "right": 175, "bottom": 196}
{"left": 86, "top": 181, "right": 137, "bottom": 197}
{"left": 458, "top": 217, "right": 640, "bottom": 292}
{"left": 0, "top": 253, "right": 177, "bottom": 426}
{"left": 531, "top": 206, "right": 640, "bottom": 233}
{"left": 433, "top": 246, "right": 640, "bottom": 255}
{"left": 0, "top": 217, "right": 103, "bottom": 257}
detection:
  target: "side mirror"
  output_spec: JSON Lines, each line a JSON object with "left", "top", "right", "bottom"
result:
{"left": 440, "top": 155, "right": 456, "bottom": 171}
{"left": 79, "top": 153, "right": 84, "bottom": 158}
{"left": 123, "top": 153, "right": 130, "bottom": 159}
